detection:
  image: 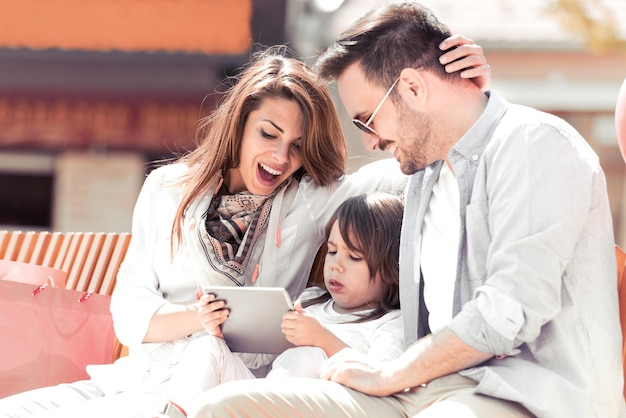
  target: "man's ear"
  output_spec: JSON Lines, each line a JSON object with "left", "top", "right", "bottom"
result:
{"left": 398, "top": 67, "right": 428, "bottom": 106}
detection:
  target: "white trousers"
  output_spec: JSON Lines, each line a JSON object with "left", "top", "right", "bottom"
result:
{"left": 267, "top": 346, "right": 327, "bottom": 379}
{"left": 0, "top": 380, "right": 167, "bottom": 418}
{"left": 189, "top": 373, "right": 534, "bottom": 418}
{"left": 167, "top": 335, "right": 255, "bottom": 409}
{"left": 0, "top": 336, "right": 256, "bottom": 418}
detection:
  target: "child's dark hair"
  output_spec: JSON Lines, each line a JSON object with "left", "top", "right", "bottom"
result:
{"left": 302, "top": 192, "right": 403, "bottom": 322}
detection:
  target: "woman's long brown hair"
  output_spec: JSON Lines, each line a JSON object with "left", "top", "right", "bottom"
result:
{"left": 169, "top": 47, "right": 347, "bottom": 250}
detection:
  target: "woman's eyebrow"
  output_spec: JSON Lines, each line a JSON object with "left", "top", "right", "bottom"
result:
{"left": 261, "top": 119, "right": 284, "bottom": 133}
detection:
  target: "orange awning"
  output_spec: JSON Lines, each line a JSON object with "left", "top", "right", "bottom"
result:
{"left": 0, "top": 0, "right": 252, "bottom": 54}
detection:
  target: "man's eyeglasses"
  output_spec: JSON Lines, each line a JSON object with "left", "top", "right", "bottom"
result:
{"left": 352, "top": 77, "right": 400, "bottom": 138}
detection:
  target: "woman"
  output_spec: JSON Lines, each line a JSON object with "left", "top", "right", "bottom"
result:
{"left": 0, "top": 38, "right": 490, "bottom": 418}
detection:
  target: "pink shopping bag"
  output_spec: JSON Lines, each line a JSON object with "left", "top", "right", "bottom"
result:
{"left": 0, "top": 280, "right": 115, "bottom": 398}
{"left": 0, "top": 259, "right": 67, "bottom": 288}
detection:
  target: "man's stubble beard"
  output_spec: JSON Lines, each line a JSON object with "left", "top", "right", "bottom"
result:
{"left": 396, "top": 105, "right": 435, "bottom": 175}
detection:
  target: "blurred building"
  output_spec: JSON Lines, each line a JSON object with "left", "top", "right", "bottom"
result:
{"left": 0, "top": 0, "right": 286, "bottom": 233}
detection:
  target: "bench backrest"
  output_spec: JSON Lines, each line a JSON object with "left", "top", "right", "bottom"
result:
{"left": 0, "top": 231, "right": 131, "bottom": 295}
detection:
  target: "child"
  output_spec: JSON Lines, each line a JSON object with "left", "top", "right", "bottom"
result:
{"left": 268, "top": 191, "right": 404, "bottom": 378}
{"left": 165, "top": 192, "right": 404, "bottom": 412}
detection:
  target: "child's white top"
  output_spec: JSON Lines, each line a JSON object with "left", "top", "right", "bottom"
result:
{"left": 303, "top": 297, "right": 404, "bottom": 361}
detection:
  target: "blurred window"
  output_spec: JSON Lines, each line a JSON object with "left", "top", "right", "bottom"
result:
{"left": 0, "top": 153, "right": 54, "bottom": 229}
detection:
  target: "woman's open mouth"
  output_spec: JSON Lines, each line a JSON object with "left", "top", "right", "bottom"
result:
{"left": 258, "top": 162, "right": 282, "bottom": 185}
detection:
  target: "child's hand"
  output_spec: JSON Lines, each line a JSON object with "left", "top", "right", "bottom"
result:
{"left": 281, "top": 301, "right": 328, "bottom": 347}
{"left": 197, "top": 293, "right": 228, "bottom": 338}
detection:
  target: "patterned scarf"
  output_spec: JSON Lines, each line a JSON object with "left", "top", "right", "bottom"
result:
{"left": 202, "top": 182, "right": 277, "bottom": 281}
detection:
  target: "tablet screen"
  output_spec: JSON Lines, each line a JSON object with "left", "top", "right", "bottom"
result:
{"left": 201, "top": 286, "right": 295, "bottom": 354}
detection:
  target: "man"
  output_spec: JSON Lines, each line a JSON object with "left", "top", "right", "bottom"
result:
{"left": 190, "top": 3, "right": 625, "bottom": 417}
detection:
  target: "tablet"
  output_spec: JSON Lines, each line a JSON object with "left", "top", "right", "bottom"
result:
{"left": 201, "top": 286, "right": 295, "bottom": 354}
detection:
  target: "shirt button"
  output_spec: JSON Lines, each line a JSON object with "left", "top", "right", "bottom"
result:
{"left": 472, "top": 154, "right": 479, "bottom": 161}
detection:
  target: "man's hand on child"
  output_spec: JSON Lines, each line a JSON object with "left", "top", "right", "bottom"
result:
{"left": 320, "top": 347, "right": 392, "bottom": 397}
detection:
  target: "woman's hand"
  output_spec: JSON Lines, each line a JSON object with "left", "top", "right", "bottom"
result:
{"left": 439, "top": 34, "right": 491, "bottom": 92}
{"left": 197, "top": 293, "right": 229, "bottom": 339}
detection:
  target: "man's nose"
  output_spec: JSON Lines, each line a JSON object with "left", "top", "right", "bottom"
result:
{"left": 361, "top": 133, "right": 380, "bottom": 152}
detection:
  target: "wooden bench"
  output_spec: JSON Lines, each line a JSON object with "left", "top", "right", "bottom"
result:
{"left": 0, "top": 231, "right": 132, "bottom": 360}
{"left": 616, "top": 245, "right": 626, "bottom": 399}
{"left": 0, "top": 230, "right": 131, "bottom": 295}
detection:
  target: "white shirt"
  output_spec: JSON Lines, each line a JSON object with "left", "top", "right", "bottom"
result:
{"left": 418, "top": 162, "right": 460, "bottom": 333}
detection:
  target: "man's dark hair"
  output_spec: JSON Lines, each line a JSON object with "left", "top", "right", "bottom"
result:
{"left": 315, "top": 2, "right": 455, "bottom": 89}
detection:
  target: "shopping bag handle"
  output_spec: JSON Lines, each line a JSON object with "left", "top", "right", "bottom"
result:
{"left": 32, "top": 283, "right": 49, "bottom": 296}
{"left": 78, "top": 292, "right": 94, "bottom": 303}
{"left": 32, "top": 284, "right": 95, "bottom": 303}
